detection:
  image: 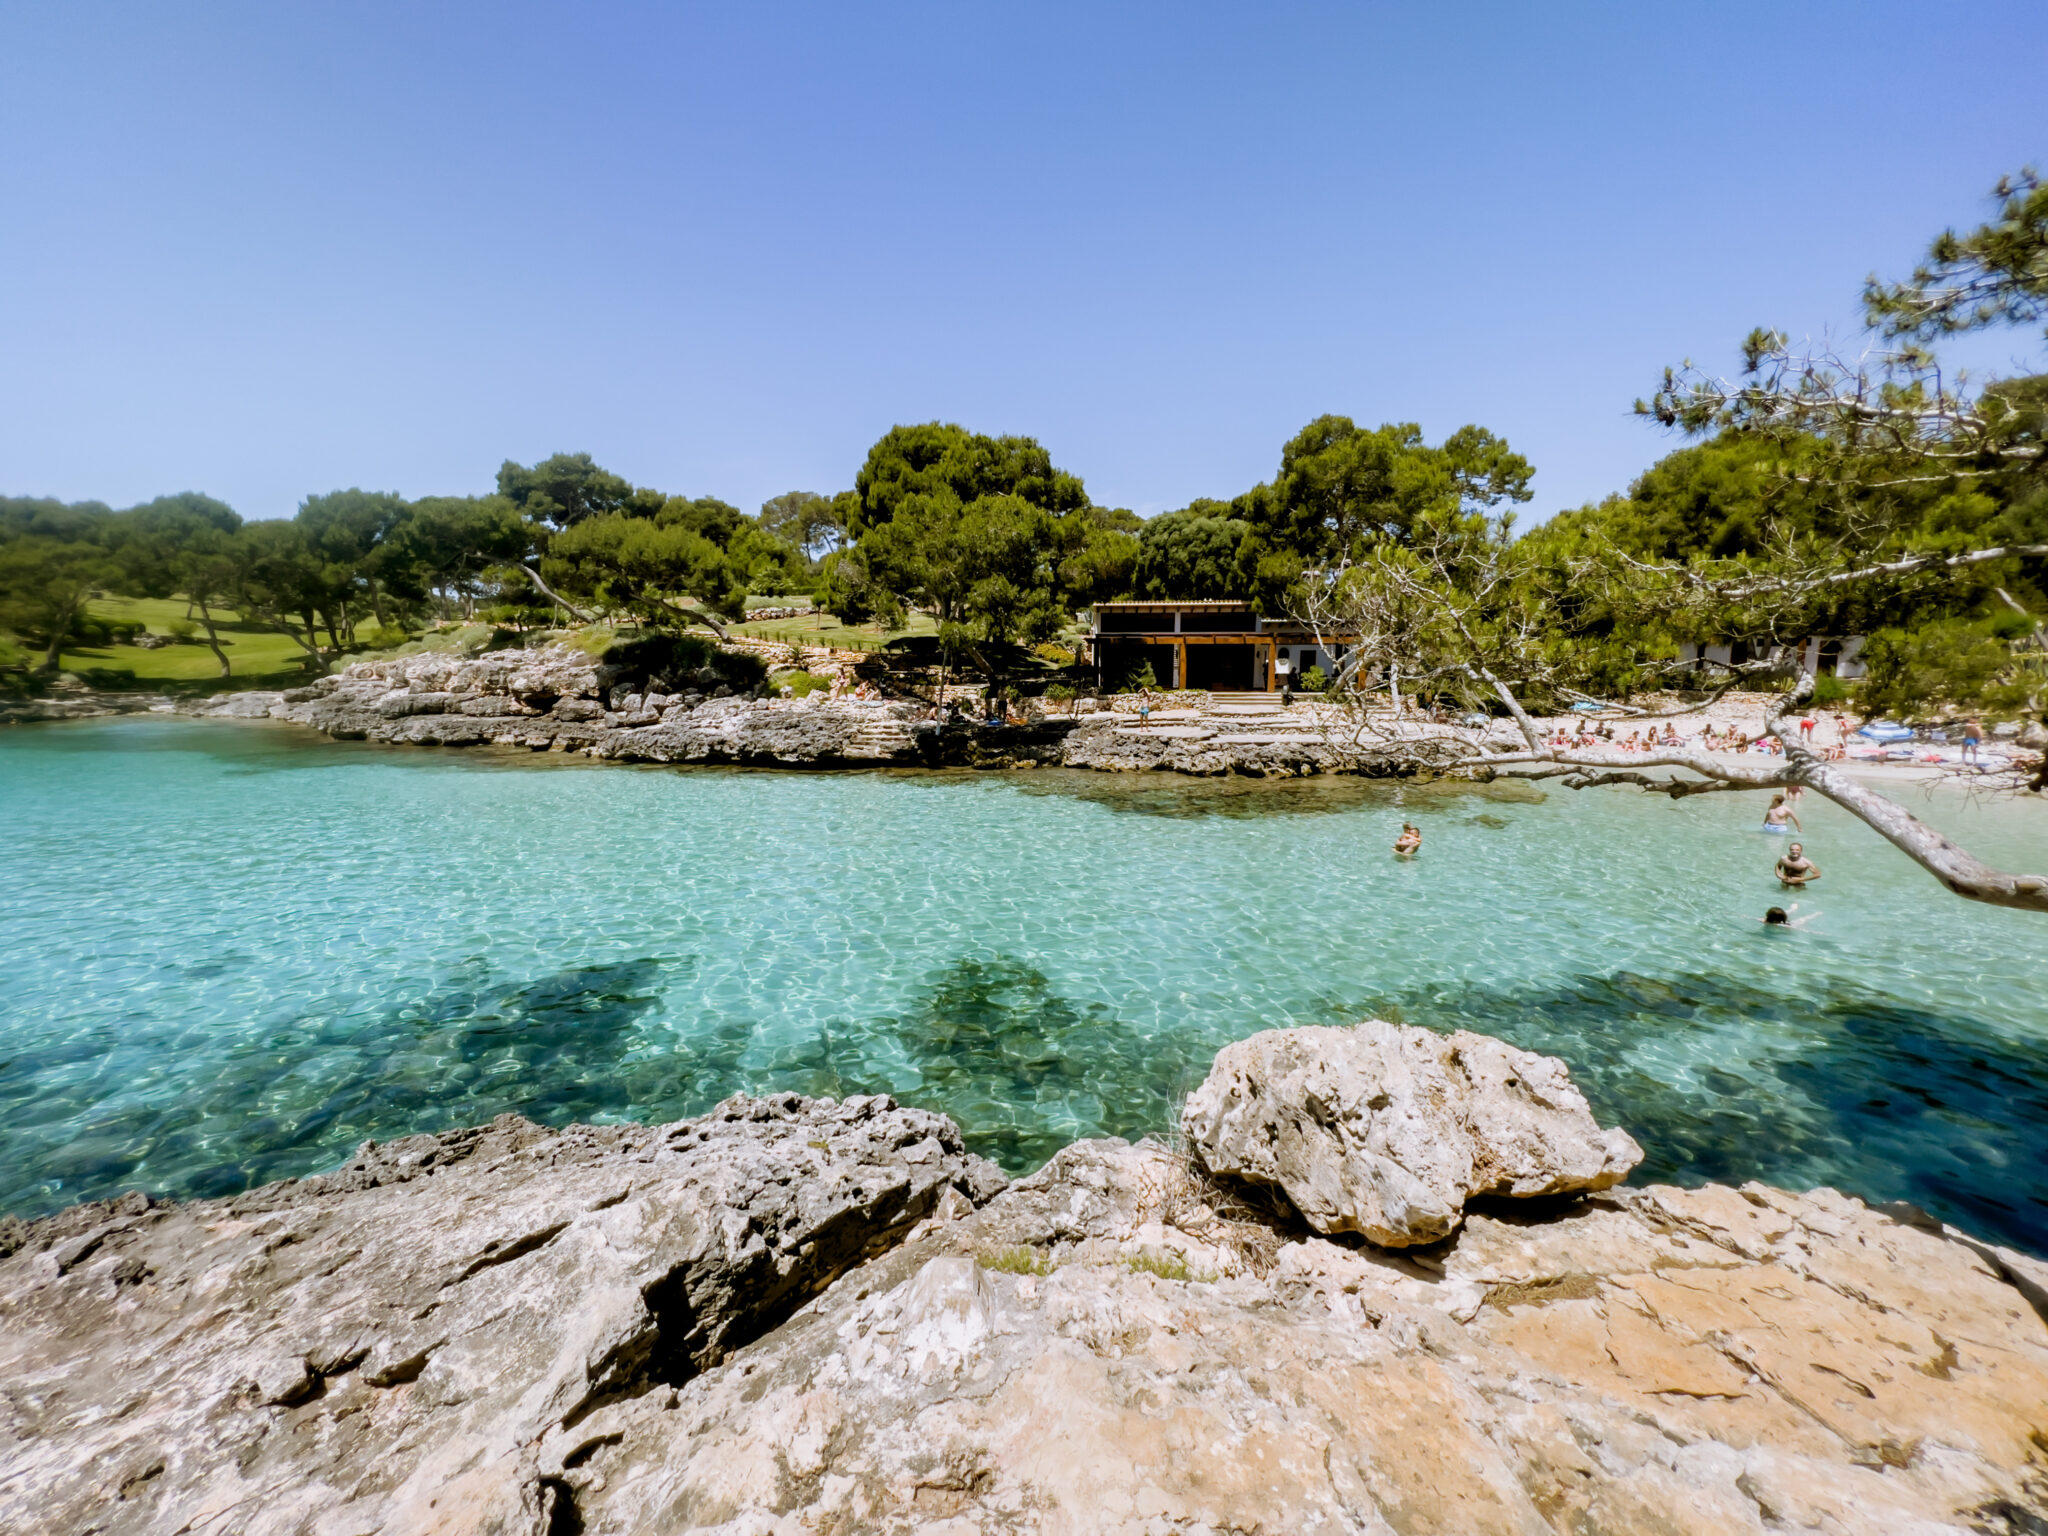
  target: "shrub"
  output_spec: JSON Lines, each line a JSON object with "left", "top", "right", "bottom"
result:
{"left": 1859, "top": 620, "right": 2015, "bottom": 716}
{"left": 775, "top": 669, "right": 833, "bottom": 698}
{"left": 167, "top": 619, "right": 197, "bottom": 642}
{"left": 1811, "top": 672, "right": 1854, "bottom": 706}
{"left": 1298, "top": 665, "right": 1329, "bottom": 693}
{"left": 1115, "top": 659, "right": 1160, "bottom": 693}
{"left": 1124, "top": 1250, "right": 1215, "bottom": 1283}
{"left": 978, "top": 1246, "right": 1057, "bottom": 1276}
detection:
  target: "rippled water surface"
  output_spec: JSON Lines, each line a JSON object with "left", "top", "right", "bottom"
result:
{"left": 4, "top": 717, "right": 2047, "bottom": 1254}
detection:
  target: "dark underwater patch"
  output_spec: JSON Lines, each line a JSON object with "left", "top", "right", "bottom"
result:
{"left": 0, "top": 955, "right": 680, "bottom": 1217}
{"left": 1365, "top": 971, "right": 2048, "bottom": 1259}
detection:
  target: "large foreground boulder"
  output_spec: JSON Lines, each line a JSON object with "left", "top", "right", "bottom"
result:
{"left": 0, "top": 1093, "right": 1003, "bottom": 1536}
{"left": 1182, "top": 1019, "right": 1644, "bottom": 1245}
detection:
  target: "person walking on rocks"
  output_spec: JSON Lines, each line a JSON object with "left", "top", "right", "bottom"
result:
{"left": 1962, "top": 717, "right": 1984, "bottom": 765}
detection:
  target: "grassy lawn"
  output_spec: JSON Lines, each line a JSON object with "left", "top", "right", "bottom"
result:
{"left": 732, "top": 609, "right": 940, "bottom": 651}
{"left": 8, "top": 595, "right": 319, "bottom": 687}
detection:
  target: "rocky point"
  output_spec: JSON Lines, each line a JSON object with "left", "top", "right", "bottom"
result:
{"left": 3, "top": 1024, "right": 2045, "bottom": 1534}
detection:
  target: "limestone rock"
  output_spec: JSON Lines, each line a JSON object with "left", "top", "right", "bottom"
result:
{"left": 568, "top": 1138, "right": 2048, "bottom": 1534}
{"left": 0, "top": 1093, "right": 1003, "bottom": 1536}
{"left": 1058, "top": 711, "right": 1469, "bottom": 776}
{"left": 5, "top": 1113, "right": 2045, "bottom": 1533}
{"left": 173, "top": 689, "right": 289, "bottom": 719}
{"left": 1182, "top": 1019, "right": 1643, "bottom": 1244}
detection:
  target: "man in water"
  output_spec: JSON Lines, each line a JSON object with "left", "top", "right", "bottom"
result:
{"left": 1774, "top": 842, "right": 1821, "bottom": 889}
{"left": 1393, "top": 823, "right": 1422, "bottom": 857}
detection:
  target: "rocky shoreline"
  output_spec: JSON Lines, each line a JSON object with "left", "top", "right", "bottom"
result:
{"left": 2, "top": 643, "right": 1477, "bottom": 777}
{"left": 4, "top": 1021, "right": 2045, "bottom": 1534}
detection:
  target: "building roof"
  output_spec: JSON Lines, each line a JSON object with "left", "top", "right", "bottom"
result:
{"left": 1090, "top": 599, "right": 1254, "bottom": 611}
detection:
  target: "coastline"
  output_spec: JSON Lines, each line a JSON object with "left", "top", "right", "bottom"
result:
{"left": 13, "top": 651, "right": 2038, "bottom": 798}
{"left": 6, "top": 1024, "right": 2047, "bottom": 1534}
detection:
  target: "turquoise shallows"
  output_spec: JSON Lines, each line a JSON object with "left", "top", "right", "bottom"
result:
{"left": 3, "top": 717, "right": 2045, "bottom": 1254}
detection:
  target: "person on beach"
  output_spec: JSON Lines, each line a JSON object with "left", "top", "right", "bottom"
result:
{"left": 1962, "top": 718, "right": 1983, "bottom": 764}
{"left": 1762, "top": 793, "right": 1800, "bottom": 833}
{"left": 1393, "top": 823, "right": 1422, "bottom": 858}
{"left": 1799, "top": 715, "right": 1816, "bottom": 743}
{"left": 1775, "top": 843, "right": 1821, "bottom": 889}
{"left": 1137, "top": 687, "right": 1152, "bottom": 724}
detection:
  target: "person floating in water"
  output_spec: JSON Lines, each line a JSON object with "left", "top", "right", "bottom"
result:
{"left": 1774, "top": 842, "right": 1821, "bottom": 889}
{"left": 1760, "top": 903, "right": 1819, "bottom": 929}
{"left": 1393, "top": 822, "right": 1422, "bottom": 857}
{"left": 1762, "top": 793, "right": 1801, "bottom": 833}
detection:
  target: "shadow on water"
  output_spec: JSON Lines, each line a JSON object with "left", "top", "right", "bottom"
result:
{"left": 12, "top": 942, "right": 2046, "bottom": 1261}
{"left": 0, "top": 957, "right": 675, "bottom": 1215}
{"left": 1366, "top": 972, "right": 2048, "bottom": 1258}
{"left": 666, "top": 957, "right": 1216, "bottom": 1174}
{"left": 1000, "top": 770, "right": 1545, "bottom": 821}
{"left": 868, "top": 957, "right": 1212, "bottom": 1171}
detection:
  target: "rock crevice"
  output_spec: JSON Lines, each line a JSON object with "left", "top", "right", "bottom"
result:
{"left": 4, "top": 1029, "right": 2046, "bottom": 1534}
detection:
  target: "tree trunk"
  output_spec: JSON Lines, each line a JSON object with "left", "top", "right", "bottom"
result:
{"left": 195, "top": 595, "right": 231, "bottom": 677}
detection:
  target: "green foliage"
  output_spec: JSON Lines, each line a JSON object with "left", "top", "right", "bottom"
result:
{"left": 757, "top": 491, "right": 847, "bottom": 562}
{"left": 1297, "top": 664, "right": 1328, "bottom": 693}
{"left": 773, "top": 669, "right": 833, "bottom": 698}
{"left": 596, "top": 631, "right": 718, "bottom": 683}
{"left": 545, "top": 514, "right": 745, "bottom": 629}
{"left": 978, "top": 1246, "right": 1057, "bottom": 1276}
{"left": 1865, "top": 167, "right": 2047, "bottom": 343}
{"left": 1115, "top": 658, "right": 1160, "bottom": 693}
{"left": 1124, "top": 1251, "right": 1214, "bottom": 1283}
{"left": 833, "top": 422, "right": 1136, "bottom": 654}
{"left": 1134, "top": 502, "right": 1252, "bottom": 599}
{"left": 815, "top": 546, "right": 905, "bottom": 628}
{"left": 0, "top": 537, "right": 116, "bottom": 671}
{"left": 1859, "top": 619, "right": 2030, "bottom": 715}
{"left": 847, "top": 422, "right": 1087, "bottom": 538}
{"left": 1810, "top": 672, "right": 1855, "bottom": 706}
{"left": 496, "top": 453, "right": 643, "bottom": 529}
{"left": 1254, "top": 418, "right": 1533, "bottom": 573}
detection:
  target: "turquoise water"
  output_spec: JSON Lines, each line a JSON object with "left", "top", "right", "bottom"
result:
{"left": 4, "top": 717, "right": 2047, "bottom": 1256}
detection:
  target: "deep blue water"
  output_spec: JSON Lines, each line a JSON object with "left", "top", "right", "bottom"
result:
{"left": 3, "top": 716, "right": 2046, "bottom": 1255}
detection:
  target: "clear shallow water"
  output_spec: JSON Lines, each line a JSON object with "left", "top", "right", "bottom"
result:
{"left": 3, "top": 717, "right": 2046, "bottom": 1255}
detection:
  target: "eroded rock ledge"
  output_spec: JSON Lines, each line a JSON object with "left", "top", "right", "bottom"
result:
{"left": 167, "top": 645, "right": 1463, "bottom": 776}
{"left": 5, "top": 1029, "right": 2047, "bottom": 1534}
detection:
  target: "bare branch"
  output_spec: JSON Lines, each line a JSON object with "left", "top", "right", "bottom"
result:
{"left": 518, "top": 563, "right": 595, "bottom": 624}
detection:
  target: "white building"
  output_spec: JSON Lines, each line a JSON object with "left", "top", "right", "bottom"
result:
{"left": 1676, "top": 635, "right": 1866, "bottom": 680}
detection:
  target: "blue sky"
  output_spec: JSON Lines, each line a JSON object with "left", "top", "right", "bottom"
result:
{"left": 2, "top": 3, "right": 2043, "bottom": 525}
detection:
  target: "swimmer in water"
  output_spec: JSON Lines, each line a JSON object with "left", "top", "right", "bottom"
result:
{"left": 1393, "top": 822, "right": 1422, "bottom": 858}
{"left": 1774, "top": 843, "right": 1821, "bottom": 889}
{"left": 1762, "top": 793, "right": 1801, "bottom": 833}
{"left": 1759, "top": 903, "right": 1818, "bottom": 929}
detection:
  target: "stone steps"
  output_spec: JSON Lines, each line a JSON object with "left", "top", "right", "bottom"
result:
{"left": 844, "top": 718, "right": 916, "bottom": 759}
